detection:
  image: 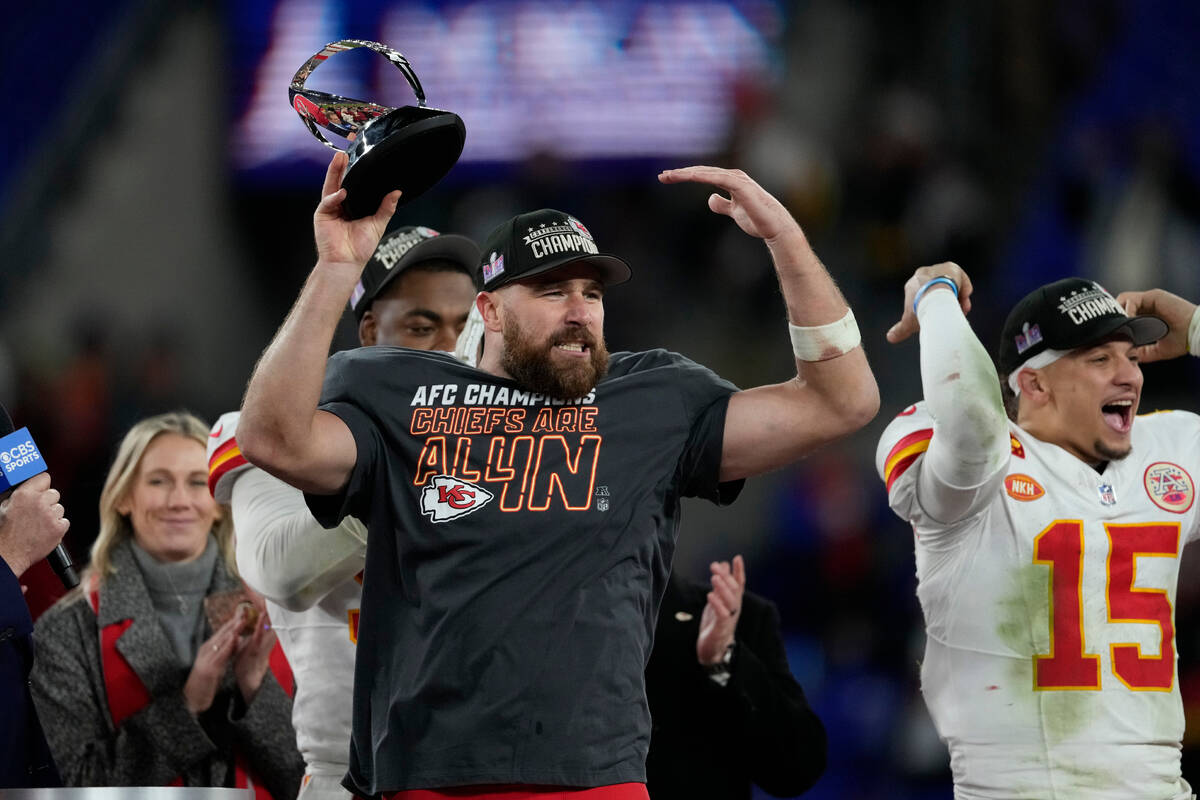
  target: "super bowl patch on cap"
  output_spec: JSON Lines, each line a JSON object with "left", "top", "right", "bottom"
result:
{"left": 483, "top": 252, "right": 505, "bottom": 283}
{"left": 1014, "top": 323, "right": 1043, "bottom": 355}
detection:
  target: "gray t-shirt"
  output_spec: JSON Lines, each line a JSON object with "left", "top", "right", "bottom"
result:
{"left": 307, "top": 347, "right": 742, "bottom": 795}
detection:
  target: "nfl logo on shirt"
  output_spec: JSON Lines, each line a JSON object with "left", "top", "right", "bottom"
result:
{"left": 1097, "top": 482, "right": 1116, "bottom": 506}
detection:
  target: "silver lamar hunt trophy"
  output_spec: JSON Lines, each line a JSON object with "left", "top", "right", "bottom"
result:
{"left": 289, "top": 40, "right": 465, "bottom": 218}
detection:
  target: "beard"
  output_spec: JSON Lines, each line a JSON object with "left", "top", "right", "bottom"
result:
{"left": 1092, "top": 438, "right": 1132, "bottom": 463}
{"left": 500, "top": 317, "right": 609, "bottom": 400}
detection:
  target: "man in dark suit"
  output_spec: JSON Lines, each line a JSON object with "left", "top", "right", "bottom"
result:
{"left": 0, "top": 472, "right": 68, "bottom": 788}
{"left": 645, "top": 556, "right": 826, "bottom": 799}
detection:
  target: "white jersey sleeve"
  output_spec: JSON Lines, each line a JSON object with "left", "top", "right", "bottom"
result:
{"left": 231, "top": 468, "right": 367, "bottom": 612}
{"left": 910, "top": 287, "right": 1011, "bottom": 524}
{"left": 875, "top": 402, "right": 936, "bottom": 524}
{"left": 875, "top": 402, "right": 1004, "bottom": 547}
{"left": 207, "top": 410, "right": 367, "bottom": 612}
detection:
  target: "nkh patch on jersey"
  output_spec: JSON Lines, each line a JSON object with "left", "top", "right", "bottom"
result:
{"left": 1004, "top": 473, "right": 1044, "bottom": 501}
{"left": 420, "top": 474, "right": 495, "bottom": 522}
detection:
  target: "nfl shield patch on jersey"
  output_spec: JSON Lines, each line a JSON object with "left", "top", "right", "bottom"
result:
{"left": 420, "top": 475, "right": 495, "bottom": 522}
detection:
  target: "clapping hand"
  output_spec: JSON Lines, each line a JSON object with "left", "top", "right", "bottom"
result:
{"left": 696, "top": 555, "right": 746, "bottom": 666}
{"left": 233, "top": 588, "right": 276, "bottom": 705}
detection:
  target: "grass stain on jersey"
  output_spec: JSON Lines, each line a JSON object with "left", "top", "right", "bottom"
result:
{"left": 1039, "top": 691, "right": 1096, "bottom": 747}
{"left": 1049, "top": 752, "right": 1119, "bottom": 792}
{"left": 994, "top": 562, "right": 1097, "bottom": 746}
{"left": 994, "top": 563, "right": 1047, "bottom": 658}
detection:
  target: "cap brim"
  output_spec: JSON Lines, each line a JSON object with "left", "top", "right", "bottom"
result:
{"left": 1092, "top": 314, "right": 1169, "bottom": 348}
{"left": 394, "top": 233, "right": 481, "bottom": 277}
{"left": 362, "top": 233, "right": 481, "bottom": 318}
{"left": 504, "top": 254, "right": 632, "bottom": 288}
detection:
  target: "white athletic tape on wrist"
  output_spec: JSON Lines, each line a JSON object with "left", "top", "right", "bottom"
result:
{"left": 1007, "top": 349, "right": 1070, "bottom": 396}
{"left": 788, "top": 308, "right": 861, "bottom": 362}
{"left": 1188, "top": 306, "right": 1200, "bottom": 356}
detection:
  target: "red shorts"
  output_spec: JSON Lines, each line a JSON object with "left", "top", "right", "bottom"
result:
{"left": 383, "top": 784, "right": 648, "bottom": 800}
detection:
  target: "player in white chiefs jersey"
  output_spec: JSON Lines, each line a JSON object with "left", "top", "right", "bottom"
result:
{"left": 207, "top": 227, "right": 479, "bottom": 800}
{"left": 878, "top": 263, "right": 1200, "bottom": 799}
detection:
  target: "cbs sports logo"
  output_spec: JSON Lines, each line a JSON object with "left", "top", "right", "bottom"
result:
{"left": 1, "top": 439, "right": 41, "bottom": 473}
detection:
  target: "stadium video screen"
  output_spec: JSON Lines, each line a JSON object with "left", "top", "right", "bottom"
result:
{"left": 227, "top": 0, "right": 784, "bottom": 183}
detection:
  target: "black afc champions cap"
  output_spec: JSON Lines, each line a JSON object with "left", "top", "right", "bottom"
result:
{"left": 998, "top": 277, "right": 1168, "bottom": 374}
{"left": 350, "top": 226, "right": 480, "bottom": 321}
{"left": 478, "top": 209, "right": 632, "bottom": 292}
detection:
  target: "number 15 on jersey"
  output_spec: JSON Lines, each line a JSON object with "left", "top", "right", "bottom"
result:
{"left": 1033, "top": 520, "right": 1180, "bottom": 692}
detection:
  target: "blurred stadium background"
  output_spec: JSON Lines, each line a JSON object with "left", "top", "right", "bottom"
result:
{"left": 4, "top": 1, "right": 1200, "bottom": 796}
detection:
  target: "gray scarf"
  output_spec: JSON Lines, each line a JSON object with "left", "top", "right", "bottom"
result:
{"left": 129, "top": 534, "right": 218, "bottom": 665}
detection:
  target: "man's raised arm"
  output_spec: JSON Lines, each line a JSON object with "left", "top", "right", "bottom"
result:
{"left": 886, "top": 263, "right": 1010, "bottom": 523}
{"left": 658, "top": 166, "right": 879, "bottom": 482}
{"left": 239, "top": 152, "right": 400, "bottom": 493}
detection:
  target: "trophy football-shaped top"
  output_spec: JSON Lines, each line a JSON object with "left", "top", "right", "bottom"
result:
{"left": 289, "top": 40, "right": 465, "bottom": 218}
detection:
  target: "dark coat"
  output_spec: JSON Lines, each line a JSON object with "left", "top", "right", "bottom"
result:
{"left": 29, "top": 539, "right": 303, "bottom": 797}
{"left": 645, "top": 576, "right": 827, "bottom": 799}
{"left": 0, "top": 559, "right": 60, "bottom": 788}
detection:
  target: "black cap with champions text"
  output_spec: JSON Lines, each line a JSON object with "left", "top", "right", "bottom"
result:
{"left": 478, "top": 209, "right": 632, "bottom": 291}
{"left": 350, "top": 226, "right": 480, "bottom": 321}
{"left": 997, "top": 277, "right": 1168, "bottom": 374}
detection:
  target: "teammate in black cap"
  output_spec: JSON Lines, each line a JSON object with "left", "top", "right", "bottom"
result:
{"left": 876, "top": 262, "right": 1200, "bottom": 798}
{"left": 238, "top": 154, "right": 879, "bottom": 799}
{"left": 350, "top": 225, "right": 479, "bottom": 350}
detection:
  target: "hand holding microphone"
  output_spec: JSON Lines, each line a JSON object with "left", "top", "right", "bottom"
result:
{"left": 0, "top": 404, "right": 74, "bottom": 587}
{"left": 0, "top": 472, "right": 69, "bottom": 580}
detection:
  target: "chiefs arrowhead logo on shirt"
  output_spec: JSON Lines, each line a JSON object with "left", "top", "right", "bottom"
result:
{"left": 420, "top": 475, "right": 495, "bottom": 522}
{"left": 1004, "top": 473, "right": 1044, "bottom": 501}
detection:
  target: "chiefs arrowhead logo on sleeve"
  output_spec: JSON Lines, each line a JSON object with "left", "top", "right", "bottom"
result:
{"left": 420, "top": 475, "right": 495, "bottom": 522}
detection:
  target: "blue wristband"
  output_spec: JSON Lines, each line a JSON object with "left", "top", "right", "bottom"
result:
{"left": 913, "top": 277, "right": 959, "bottom": 313}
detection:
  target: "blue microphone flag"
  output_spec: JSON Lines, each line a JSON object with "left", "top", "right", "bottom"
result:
{"left": 0, "top": 427, "right": 47, "bottom": 491}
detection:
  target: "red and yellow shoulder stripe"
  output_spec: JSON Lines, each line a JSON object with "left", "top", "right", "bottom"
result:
{"left": 207, "top": 436, "right": 248, "bottom": 497}
{"left": 884, "top": 428, "right": 1026, "bottom": 491}
{"left": 883, "top": 428, "right": 933, "bottom": 492}
{"left": 1009, "top": 433, "right": 1025, "bottom": 459}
